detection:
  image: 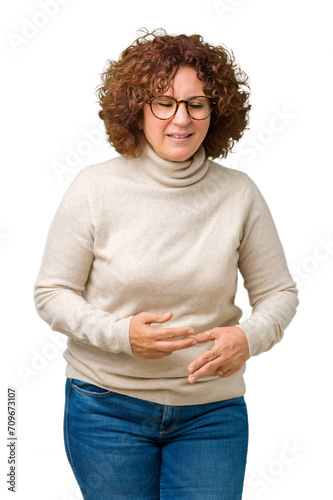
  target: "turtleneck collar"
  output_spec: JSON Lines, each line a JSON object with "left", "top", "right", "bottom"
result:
{"left": 133, "top": 142, "right": 210, "bottom": 188}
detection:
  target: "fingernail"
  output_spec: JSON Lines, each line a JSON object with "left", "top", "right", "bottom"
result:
{"left": 187, "top": 329, "right": 194, "bottom": 334}
{"left": 189, "top": 376, "right": 196, "bottom": 383}
{"left": 189, "top": 366, "right": 195, "bottom": 373}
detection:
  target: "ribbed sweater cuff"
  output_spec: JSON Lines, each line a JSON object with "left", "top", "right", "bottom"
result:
{"left": 112, "top": 315, "right": 134, "bottom": 355}
{"left": 235, "top": 322, "right": 261, "bottom": 358}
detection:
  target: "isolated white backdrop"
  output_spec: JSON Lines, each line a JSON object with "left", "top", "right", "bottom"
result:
{"left": 1, "top": 0, "right": 332, "bottom": 498}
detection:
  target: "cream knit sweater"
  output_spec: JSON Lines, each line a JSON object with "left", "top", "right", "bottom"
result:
{"left": 34, "top": 144, "right": 298, "bottom": 405}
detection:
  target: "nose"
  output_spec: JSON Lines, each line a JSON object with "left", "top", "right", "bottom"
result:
{"left": 171, "top": 102, "right": 191, "bottom": 126}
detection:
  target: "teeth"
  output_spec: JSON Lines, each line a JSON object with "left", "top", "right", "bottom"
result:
{"left": 170, "top": 134, "right": 190, "bottom": 138}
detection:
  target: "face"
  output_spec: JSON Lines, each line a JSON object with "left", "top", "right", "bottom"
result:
{"left": 142, "top": 66, "right": 211, "bottom": 162}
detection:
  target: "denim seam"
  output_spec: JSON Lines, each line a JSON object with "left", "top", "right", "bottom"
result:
{"left": 159, "top": 407, "right": 180, "bottom": 435}
{"left": 64, "top": 379, "right": 80, "bottom": 483}
{"left": 71, "top": 384, "right": 113, "bottom": 398}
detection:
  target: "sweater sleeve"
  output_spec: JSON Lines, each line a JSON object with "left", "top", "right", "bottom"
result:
{"left": 236, "top": 176, "right": 298, "bottom": 358}
{"left": 34, "top": 170, "right": 133, "bottom": 355}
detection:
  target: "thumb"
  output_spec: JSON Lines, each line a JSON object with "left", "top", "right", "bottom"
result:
{"left": 142, "top": 311, "right": 173, "bottom": 325}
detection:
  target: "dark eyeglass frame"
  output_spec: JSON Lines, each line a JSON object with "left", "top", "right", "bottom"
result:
{"left": 146, "top": 95, "right": 217, "bottom": 121}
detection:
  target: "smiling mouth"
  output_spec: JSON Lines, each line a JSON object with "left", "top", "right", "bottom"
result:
{"left": 168, "top": 134, "right": 193, "bottom": 138}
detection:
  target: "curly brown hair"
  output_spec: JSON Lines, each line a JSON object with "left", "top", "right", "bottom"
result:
{"left": 95, "top": 28, "right": 251, "bottom": 159}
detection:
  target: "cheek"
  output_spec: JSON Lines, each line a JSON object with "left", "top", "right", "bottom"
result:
{"left": 197, "top": 120, "right": 210, "bottom": 140}
{"left": 142, "top": 109, "right": 165, "bottom": 142}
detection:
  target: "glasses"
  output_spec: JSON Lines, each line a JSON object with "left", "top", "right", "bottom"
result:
{"left": 146, "top": 95, "right": 216, "bottom": 121}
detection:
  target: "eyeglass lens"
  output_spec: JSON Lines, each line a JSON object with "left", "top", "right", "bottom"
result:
{"left": 151, "top": 96, "right": 212, "bottom": 120}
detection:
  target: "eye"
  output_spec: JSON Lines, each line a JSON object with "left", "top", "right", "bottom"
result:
{"left": 188, "top": 102, "right": 204, "bottom": 109}
{"left": 154, "top": 97, "right": 175, "bottom": 107}
{"left": 158, "top": 102, "right": 173, "bottom": 108}
{"left": 188, "top": 98, "right": 206, "bottom": 108}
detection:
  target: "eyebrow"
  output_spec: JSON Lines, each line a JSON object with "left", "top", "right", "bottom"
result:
{"left": 155, "top": 94, "right": 206, "bottom": 99}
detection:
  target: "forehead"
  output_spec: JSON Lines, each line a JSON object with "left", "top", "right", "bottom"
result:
{"left": 162, "top": 66, "right": 204, "bottom": 96}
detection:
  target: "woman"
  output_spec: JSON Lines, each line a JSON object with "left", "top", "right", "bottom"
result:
{"left": 34, "top": 29, "right": 298, "bottom": 499}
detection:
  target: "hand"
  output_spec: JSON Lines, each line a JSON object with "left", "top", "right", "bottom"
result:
{"left": 187, "top": 326, "right": 249, "bottom": 383}
{"left": 129, "top": 311, "right": 197, "bottom": 359}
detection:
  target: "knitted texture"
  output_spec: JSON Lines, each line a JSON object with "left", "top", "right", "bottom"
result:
{"left": 34, "top": 145, "right": 298, "bottom": 405}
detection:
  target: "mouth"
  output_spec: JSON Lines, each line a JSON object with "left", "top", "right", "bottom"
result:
{"left": 167, "top": 133, "right": 193, "bottom": 138}
{"left": 167, "top": 133, "right": 193, "bottom": 144}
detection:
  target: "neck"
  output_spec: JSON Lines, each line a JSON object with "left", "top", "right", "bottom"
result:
{"left": 133, "top": 143, "right": 209, "bottom": 188}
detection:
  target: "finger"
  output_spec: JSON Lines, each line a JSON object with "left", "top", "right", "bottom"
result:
{"left": 153, "top": 325, "right": 195, "bottom": 340}
{"left": 191, "top": 329, "right": 218, "bottom": 343}
{"left": 217, "top": 368, "right": 232, "bottom": 378}
{"left": 188, "top": 358, "right": 222, "bottom": 383}
{"left": 188, "top": 348, "right": 217, "bottom": 374}
{"left": 132, "top": 336, "right": 197, "bottom": 359}
{"left": 157, "top": 337, "right": 198, "bottom": 353}
{"left": 216, "top": 367, "right": 228, "bottom": 378}
{"left": 141, "top": 312, "right": 195, "bottom": 338}
{"left": 142, "top": 311, "right": 174, "bottom": 324}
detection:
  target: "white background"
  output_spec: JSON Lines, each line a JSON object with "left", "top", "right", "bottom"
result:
{"left": 1, "top": 0, "right": 332, "bottom": 498}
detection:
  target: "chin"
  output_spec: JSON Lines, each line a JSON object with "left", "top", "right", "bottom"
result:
{"left": 148, "top": 139, "right": 198, "bottom": 163}
{"left": 163, "top": 148, "right": 196, "bottom": 163}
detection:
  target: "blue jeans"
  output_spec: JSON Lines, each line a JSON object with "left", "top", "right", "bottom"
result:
{"left": 64, "top": 378, "right": 248, "bottom": 500}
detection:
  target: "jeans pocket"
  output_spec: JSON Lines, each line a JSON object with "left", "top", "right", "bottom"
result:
{"left": 70, "top": 378, "right": 114, "bottom": 397}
